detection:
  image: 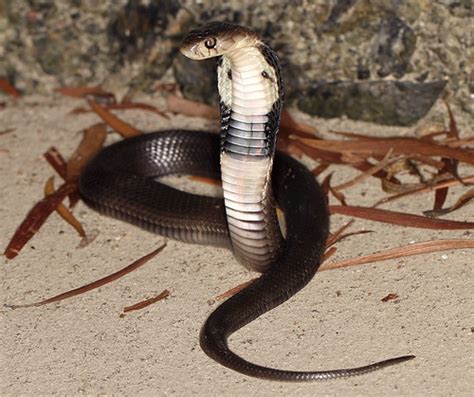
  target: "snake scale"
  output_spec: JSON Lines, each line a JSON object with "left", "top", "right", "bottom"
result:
{"left": 79, "top": 21, "right": 414, "bottom": 381}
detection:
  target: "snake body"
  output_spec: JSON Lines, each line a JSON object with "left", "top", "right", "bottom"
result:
{"left": 79, "top": 22, "right": 414, "bottom": 381}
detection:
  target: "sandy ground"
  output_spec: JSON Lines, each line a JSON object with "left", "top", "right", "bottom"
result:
{"left": 0, "top": 95, "right": 472, "bottom": 396}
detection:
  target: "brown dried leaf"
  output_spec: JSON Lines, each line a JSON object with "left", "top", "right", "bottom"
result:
{"left": 432, "top": 153, "right": 460, "bottom": 210}
{"left": 166, "top": 94, "right": 220, "bottom": 120}
{"left": 112, "top": 102, "right": 169, "bottom": 118}
{"left": 410, "top": 155, "right": 447, "bottom": 170}
{"left": 66, "top": 123, "right": 107, "bottom": 181}
{"left": 354, "top": 161, "right": 393, "bottom": 180}
{"left": 322, "top": 246, "right": 337, "bottom": 262}
{"left": 6, "top": 243, "right": 167, "bottom": 309}
{"left": 381, "top": 293, "right": 399, "bottom": 302}
{"left": 56, "top": 86, "right": 113, "bottom": 100}
{"left": 0, "top": 79, "right": 21, "bottom": 98}
{"left": 433, "top": 182, "right": 449, "bottom": 211}
{"left": 43, "top": 147, "right": 68, "bottom": 180}
{"left": 0, "top": 128, "right": 15, "bottom": 136}
{"left": 381, "top": 177, "right": 421, "bottom": 194}
{"left": 188, "top": 175, "right": 221, "bottom": 186}
{"left": 321, "top": 239, "right": 474, "bottom": 271}
{"left": 433, "top": 102, "right": 462, "bottom": 210}
{"left": 280, "top": 141, "right": 307, "bottom": 157}
{"left": 278, "top": 111, "right": 319, "bottom": 154}
{"left": 444, "top": 101, "right": 459, "bottom": 140}
{"left": 280, "top": 109, "right": 318, "bottom": 136}
{"left": 321, "top": 173, "right": 346, "bottom": 205}
{"left": 123, "top": 290, "right": 170, "bottom": 313}
{"left": 89, "top": 101, "right": 143, "bottom": 137}
{"left": 71, "top": 102, "right": 169, "bottom": 119}
{"left": 2, "top": 123, "right": 106, "bottom": 259}
{"left": 3, "top": 181, "right": 76, "bottom": 259}
{"left": 424, "top": 188, "right": 474, "bottom": 217}
{"left": 44, "top": 146, "right": 81, "bottom": 206}
{"left": 326, "top": 220, "right": 355, "bottom": 247}
{"left": 291, "top": 136, "right": 474, "bottom": 165}
{"left": 374, "top": 175, "right": 474, "bottom": 207}
{"left": 328, "top": 230, "right": 373, "bottom": 247}
{"left": 329, "top": 183, "right": 347, "bottom": 206}
{"left": 330, "top": 205, "right": 474, "bottom": 229}
{"left": 214, "top": 279, "right": 256, "bottom": 301}
{"left": 290, "top": 139, "right": 365, "bottom": 165}
{"left": 321, "top": 173, "right": 332, "bottom": 197}
{"left": 329, "top": 130, "right": 385, "bottom": 140}
{"left": 446, "top": 138, "right": 474, "bottom": 148}
{"left": 381, "top": 158, "right": 435, "bottom": 194}
{"left": 311, "top": 163, "right": 329, "bottom": 176}
{"left": 333, "top": 150, "right": 396, "bottom": 191}
{"left": 44, "top": 177, "right": 86, "bottom": 238}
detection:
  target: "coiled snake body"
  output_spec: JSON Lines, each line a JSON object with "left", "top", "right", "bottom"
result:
{"left": 79, "top": 22, "right": 414, "bottom": 381}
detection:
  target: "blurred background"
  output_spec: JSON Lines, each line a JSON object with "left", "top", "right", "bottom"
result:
{"left": 0, "top": 0, "right": 472, "bottom": 126}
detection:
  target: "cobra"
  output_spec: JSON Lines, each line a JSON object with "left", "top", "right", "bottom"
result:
{"left": 79, "top": 21, "right": 414, "bottom": 381}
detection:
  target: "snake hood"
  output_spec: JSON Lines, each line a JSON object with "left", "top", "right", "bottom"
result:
{"left": 182, "top": 22, "right": 285, "bottom": 271}
{"left": 181, "top": 21, "right": 283, "bottom": 112}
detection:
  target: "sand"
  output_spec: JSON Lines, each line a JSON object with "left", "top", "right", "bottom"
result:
{"left": 1, "top": 95, "right": 472, "bottom": 396}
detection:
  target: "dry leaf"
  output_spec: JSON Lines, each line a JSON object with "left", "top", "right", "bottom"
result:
{"left": 311, "top": 163, "right": 329, "bottom": 176}
{"left": 44, "top": 147, "right": 68, "bottom": 180}
{"left": 322, "top": 246, "right": 338, "bottom": 262}
{"left": 188, "top": 175, "right": 221, "bottom": 186}
{"left": 333, "top": 150, "right": 396, "bottom": 191}
{"left": 292, "top": 136, "right": 474, "bottom": 165}
{"left": 381, "top": 293, "right": 399, "bottom": 302}
{"left": 56, "top": 86, "right": 114, "bottom": 101}
{"left": 123, "top": 290, "right": 170, "bottom": 313}
{"left": 330, "top": 205, "right": 474, "bottom": 229}
{"left": 71, "top": 102, "right": 169, "bottom": 119}
{"left": 6, "top": 243, "right": 167, "bottom": 308}
{"left": 44, "top": 177, "right": 86, "bottom": 238}
{"left": 0, "top": 79, "right": 21, "bottom": 98}
{"left": 214, "top": 279, "right": 256, "bottom": 301}
{"left": 66, "top": 123, "right": 107, "bottom": 181}
{"left": 424, "top": 188, "right": 474, "bottom": 217}
{"left": 321, "top": 239, "right": 474, "bottom": 271}
{"left": 444, "top": 101, "right": 459, "bottom": 140}
{"left": 326, "top": 220, "right": 355, "bottom": 247}
{"left": 0, "top": 128, "right": 15, "bottom": 135}
{"left": 3, "top": 182, "right": 76, "bottom": 259}
{"left": 89, "top": 101, "right": 143, "bottom": 137}
{"left": 374, "top": 175, "right": 474, "bottom": 207}
{"left": 166, "top": 94, "right": 220, "bottom": 120}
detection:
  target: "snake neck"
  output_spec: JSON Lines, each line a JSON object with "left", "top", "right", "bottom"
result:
{"left": 218, "top": 44, "right": 284, "bottom": 272}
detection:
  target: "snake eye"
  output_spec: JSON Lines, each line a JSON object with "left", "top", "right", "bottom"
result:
{"left": 204, "top": 37, "right": 217, "bottom": 49}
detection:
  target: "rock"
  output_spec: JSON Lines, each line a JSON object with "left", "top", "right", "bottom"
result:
{"left": 321, "top": 0, "right": 363, "bottom": 32}
{"left": 173, "top": 55, "right": 219, "bottom": 106}
{"left": 107, "top": 0, "right": 181, "bottom": 65}
{"left": 435, "top": 0, "right": 473, "bottom": 17}
{"left": 371, "top": 15, "right": 417, "bottom": 78}
{"left": 298, "top": 80, "right": 447, "bottom": 126}
{"left": 0, "top": 0, "right": 471, "bottom": 123}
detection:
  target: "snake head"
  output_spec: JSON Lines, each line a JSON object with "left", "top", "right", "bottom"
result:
{"left": 180, "top": 21, "right": 259, "bottom": 60}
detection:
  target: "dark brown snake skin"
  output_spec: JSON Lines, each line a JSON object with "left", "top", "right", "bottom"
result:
{"left": 79, "top": 23, "right": 414, "bottom": 381}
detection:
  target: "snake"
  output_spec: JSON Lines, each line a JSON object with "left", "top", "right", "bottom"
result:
{"left": 79, "top": 21, "right": 414, "bottom": 381}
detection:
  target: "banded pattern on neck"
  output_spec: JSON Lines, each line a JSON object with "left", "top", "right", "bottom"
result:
{"left": 218, "top": 45, "right": 283, "bottom": 272}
